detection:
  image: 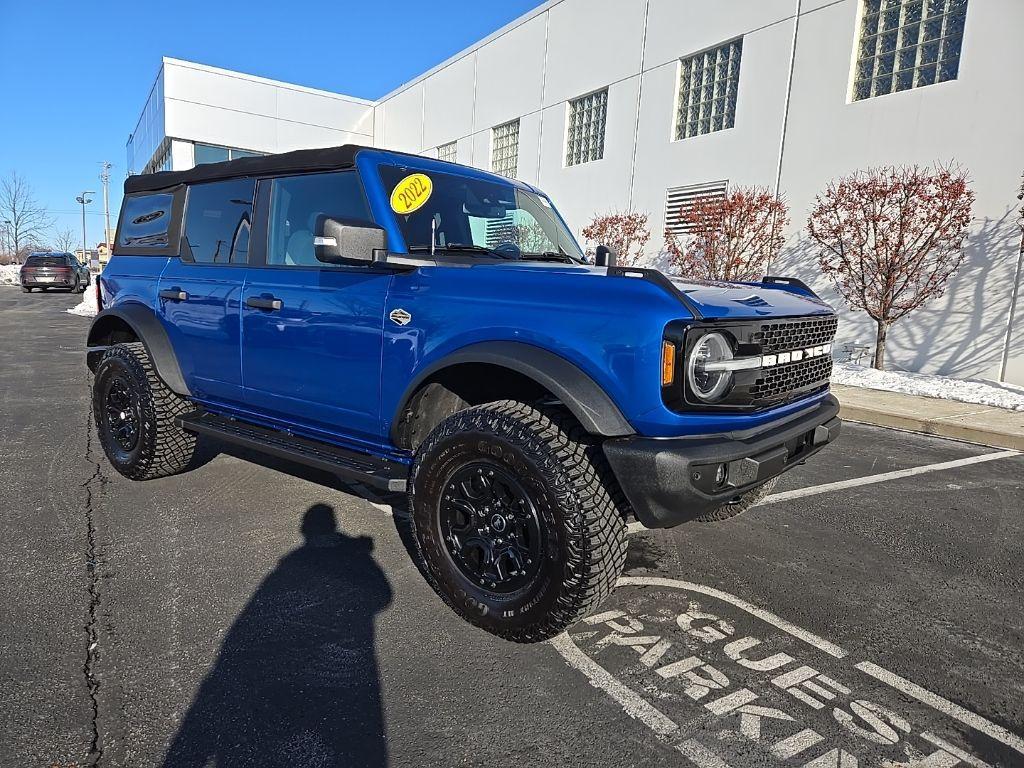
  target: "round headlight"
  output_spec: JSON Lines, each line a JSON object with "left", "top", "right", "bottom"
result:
{"left": 687, "top": 332, "right": 734, "bottom": 402}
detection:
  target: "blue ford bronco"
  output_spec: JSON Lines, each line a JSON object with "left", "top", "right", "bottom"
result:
{"left": 88, "top": 145, "right": 840, "bottom": 642}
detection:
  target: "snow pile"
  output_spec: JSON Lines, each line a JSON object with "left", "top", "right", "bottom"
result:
{"left": 67, "top": 281, "right": 98, "bottom": 318}
{"left": 0, "top": 263, "right": 21, "bottom": 286}
{"left": 832, "top": 361, "right": 1024, "bottom": 412}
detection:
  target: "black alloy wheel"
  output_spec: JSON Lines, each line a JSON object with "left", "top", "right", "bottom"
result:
{"left": 438, "top": 461, "right": 544, "bottom": 594}
{"left": 101, "top": 372, "right": 142, "bottom": 459}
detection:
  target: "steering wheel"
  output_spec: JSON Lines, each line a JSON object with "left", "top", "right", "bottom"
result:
{"left": 493, "top": 241, "right": 523, "bottom": 260}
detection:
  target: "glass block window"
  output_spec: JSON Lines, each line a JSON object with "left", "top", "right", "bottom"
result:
{"left": 491, "top": 120, "right": 520, "bottom": 178}
{"left": 437, "top": 142, "right": 457, "bottom": 163}
{"left": 566, "top": 89, "right": 608, "bottom": 167}
{"left": 853, "top": 0, "right": 968, "bottom": 100}
{"left": 675, "top": 38, "right": 743, "bottom": 141}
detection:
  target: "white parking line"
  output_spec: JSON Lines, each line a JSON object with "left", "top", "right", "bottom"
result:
{"left": 856, "top": 661, "right": 1024, "bottom": 758}
{"left": 625, "top": 450, "right": 1020, "bottom": 535}
{"left": 677, "top": 738, "right": 733, "bottom": 767}
{"left": 758, "top": 450, "right": 1019, "bottom": 506}
{"left": 549, "top": 633, "right": 680, "bottom": 739}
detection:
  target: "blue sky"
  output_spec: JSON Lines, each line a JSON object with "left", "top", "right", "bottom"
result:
{"left": 0, "top": 0, "right": 543, "bottom": 247}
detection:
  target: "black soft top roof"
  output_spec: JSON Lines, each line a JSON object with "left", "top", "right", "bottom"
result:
{"left": 124, "top": 144, "right": 367, "bottom": 194}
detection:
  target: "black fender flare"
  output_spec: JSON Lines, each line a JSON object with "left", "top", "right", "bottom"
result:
{"left": 391, "top": 341, "right": 635, "bottom": 442}
{"left": 86, "top": 304, "right": 190, "bottom": 396}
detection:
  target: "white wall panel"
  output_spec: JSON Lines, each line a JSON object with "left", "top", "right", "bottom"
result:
{"left": 543, "top": 0, "right": 647, "bottom": 107}
{"left": 275, "top": 123, "right": 372, "bottom": 153}
{"left": 422, "top": 54, "right": 477, "bottom": 150}
{"left": 165, "top": 61, "right": 278, "bottom": 117}
{"left": 169, "top": 139, "right": 193, "bottom": 170}
{"left": 277, "top": 88, "right": 374, "bottom": 138}
{"left": 644, "top": 0, "right": 795, "bottom": 69}
{"left": 473, "top": 13, "right": 548, "bottom": 131}
{"left": 515, "top": 111, "right": 544, "bottom": 185}
{"left": 164, "top": 100, "right": 278, "bottom": 153}
{"left": 379, "top": 86, "right": 424, "bottom": 152}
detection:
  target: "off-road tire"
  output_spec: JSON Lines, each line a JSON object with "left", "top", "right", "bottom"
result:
{"left": 93, "top": 342, "right": 199, "bottom": 480}
{"left": 409, "top": 401, "right": 628, "bottom": 643}
{"left": 694, "top": 476, "right": 780, "bottom": 522}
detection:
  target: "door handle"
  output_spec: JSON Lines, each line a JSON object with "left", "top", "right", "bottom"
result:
{"left": 159, "top": 289, "right": 189, "bottom": 302}
{"left": 246, "top": 296, "right": 284, "bottom": 311}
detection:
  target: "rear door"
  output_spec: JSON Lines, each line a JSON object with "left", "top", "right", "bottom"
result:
{"left": 241, "top": 170, "right": 392, "bottom": 446}
{"left": 157, "top": 178, "right": 255, "bottom": 405}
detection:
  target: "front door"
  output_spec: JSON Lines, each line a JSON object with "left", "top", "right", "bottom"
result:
{"left": 157, "top": 177, "right": 255, "bottom": 405}
{"left": 241, "top": 171, "right": 392, "bottom": 448}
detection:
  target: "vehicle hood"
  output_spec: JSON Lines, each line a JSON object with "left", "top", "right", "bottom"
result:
{"left": 466, "top": 261, "right": 834, "bottom": 320}
{"left": 664, "top": 275, "right": 834, "bottom": 319}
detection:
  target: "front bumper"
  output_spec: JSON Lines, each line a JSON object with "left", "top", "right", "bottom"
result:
{"left": 603, "top": 394, "right": 841, "bottom": 529}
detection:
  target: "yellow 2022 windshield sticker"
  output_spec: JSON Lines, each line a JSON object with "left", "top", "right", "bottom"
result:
{"left": 390, "top": 173, "right": 433, "bottom": 214}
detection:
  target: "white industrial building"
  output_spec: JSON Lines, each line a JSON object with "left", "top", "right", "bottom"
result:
{"left": 127, "top": 0, "right": 1024, "bottom": 384}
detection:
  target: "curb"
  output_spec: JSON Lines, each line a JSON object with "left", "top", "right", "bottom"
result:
{"left": 832, "top": 385, "right": 1024, "bottom": 452}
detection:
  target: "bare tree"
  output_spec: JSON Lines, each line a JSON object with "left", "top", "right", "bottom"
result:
{"left": 664, "top": 186, "right": 788, "bottom": 281}
{"left": 53, "top": 227, "right": 78, "bottom": 254}
{"left": 807, "top": 164, "right": 975, "bottom": 370}
{"left": 0, "top": 171, "right": 53, "bottom": 263}
{"left": 582, "top": 211, "right": 652, "bottom": 267}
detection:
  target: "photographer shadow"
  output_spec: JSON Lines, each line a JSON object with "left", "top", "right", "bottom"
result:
{"left": 162, "top": 503, "right": 392, "bottom": 768}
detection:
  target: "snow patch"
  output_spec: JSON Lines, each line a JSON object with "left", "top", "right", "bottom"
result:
{"left": 832, "top": 362, "right": 1024, "bottom": 412}
{"left": 0, "top": 263, "right": 22, "bottom": 286}
{"left": 67, "top": 281, "right": 98, "bottom": 318}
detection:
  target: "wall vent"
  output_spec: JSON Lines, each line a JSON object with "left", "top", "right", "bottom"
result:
{"left": 665, "top": 180, "right": 728, "bottom": 235}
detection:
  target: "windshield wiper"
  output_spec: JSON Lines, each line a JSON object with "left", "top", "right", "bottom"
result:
{"left": 408, "top": 243, "right": 514, "bottom": 259}
{"left": 520, "top": 251, "right": 576, "bottom": 264}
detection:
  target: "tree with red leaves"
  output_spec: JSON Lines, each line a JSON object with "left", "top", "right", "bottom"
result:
{"left": 582, "top": 211, "right": 651, "bottom": 267}
{"left": 807, "top": 164, "right": 974, "bottom": 370}
{"left": 664, "top": 186, "right": 788, "bottom": 282}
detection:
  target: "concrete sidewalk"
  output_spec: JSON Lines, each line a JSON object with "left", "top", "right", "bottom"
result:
{"left": 833, "top": 384, "right": 1024, "bottom": 451}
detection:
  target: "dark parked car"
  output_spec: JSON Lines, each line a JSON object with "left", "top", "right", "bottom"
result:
{"left": 21, "top": 252, "right": 91, "bottom": 293}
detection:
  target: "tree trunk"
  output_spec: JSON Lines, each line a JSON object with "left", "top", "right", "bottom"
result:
{"left": 873, "top": 320, "right": 888, "bottom": 370}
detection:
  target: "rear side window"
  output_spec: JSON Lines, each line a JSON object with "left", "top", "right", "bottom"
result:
{"left": 118, "top": 193, "right": 175, "bottom": 250}
{"left": 116, "top": 188, "right": 185, "bottom": 256}
{"left": 182, "top": 179, "right": 256, "bottom": 264}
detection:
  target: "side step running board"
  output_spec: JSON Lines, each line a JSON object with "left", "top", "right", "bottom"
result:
{"left": 177, "top": 412, "right": 408, "bottom": 493}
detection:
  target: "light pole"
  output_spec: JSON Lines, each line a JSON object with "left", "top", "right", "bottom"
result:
{"left": 76, "top": 191, "right": 95, "bottom": 265}
{"left": 1, "top": 219, "right": 10, "bottom": 262}
{"left": 99, "top": 162, "right": 112, "bottom": 255}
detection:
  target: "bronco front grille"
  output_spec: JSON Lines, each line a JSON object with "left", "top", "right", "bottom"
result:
{"left": 749, "top": 354, "right": 834, "bottom": 401}
{"left": 759, "top": 316, "right": 838, "bottom": 355}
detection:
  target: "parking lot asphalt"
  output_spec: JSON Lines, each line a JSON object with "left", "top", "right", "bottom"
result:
{"left": 1, "top": 290, "right": 1022, "bottom": 768}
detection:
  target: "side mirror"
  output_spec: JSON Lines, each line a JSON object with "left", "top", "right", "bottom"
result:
{"left": 595, "top": 244, "right": 618, "bottom": 268}
{"left": 314, "top": 217, "right": 387, "bottom": 265}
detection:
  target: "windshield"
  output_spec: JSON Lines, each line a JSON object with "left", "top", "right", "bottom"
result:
{"left": 379, "top": 165, "right": 585, "bottom": 262}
